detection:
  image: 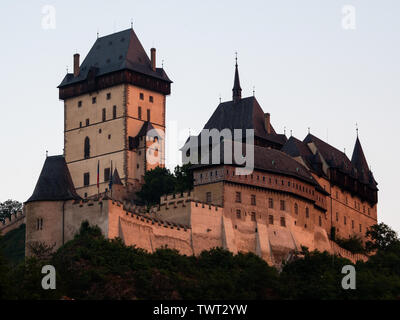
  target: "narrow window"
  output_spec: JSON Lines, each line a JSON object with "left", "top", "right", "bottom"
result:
{"left": 319, "top": 216, "right": 322, "bottom": 227}
{"left": 78, "top": 100, "right": 82, "bottom": 107}
{"left": 83, "top": 172, "right": 90, "bottom": 186}
{"left": 268, "top": 198, "right": 273, "bottom": 209}
{"left": 235, "top": 192, "right": 241, "bottom": 203}
{"left": 147, "top": 109, "right": 150, "bottom": 121}
{"left": 305, "top": 207, "right": 309, "bottom": 218}
{"left": 113, "top": 105, "right": 117, "bottom": 119}
{"left": 280, "top": 200, "right": 285, "bottom": 211}
{"left": 84, "top": 137, "right": 90, "bottom": 159}
{"left": 138, "top": 106, "right": 142, "bottom": 119}
{"left": 344, "top": 216, "right": 347, "bottom": 225}
{"left": 268, "top": 215, "right": 274, "bottom": 225}
{"left": 336, "top": 212, "right": 339, "bottom": 222}
{"left": 102, "top": 108, "right": 106, "bottom": 122}
{"left": 86, "top": 118, "right": 90, "bottom": 126}
{"left": 294, "top": 203, "right": 298, "bottom": 214}
{"left": 206, "top": 192, "right": 212, "bottom": 204}
{"left": 251, "top": 194, "right": 256, "bottom": 206}
{"left": 106, "top": 92, "right": 111, "bottom": 100}
{"left": 79, "top": 121, "right": 82, "bottom": 128}
{"left": 236, "top": 209, "right": 241, "bottom": 219}
{"left": 140, "top": 92, "right": 144, "bottom": 100}
{"left": 149, "top": 96, "right": 154, "bottom": 103}
{"left": 104, "top": 168, "right": 110, "bottom": 182}
{"left": 251, "top": 212, "right": 256, "bottom": 221}
{"left": 280, "top": 217, "right": 286, "bottom": 227}
{"left": 40, "top": 218, "right": 43, "bottom": 230}
{"left": 92, "top": 97, "right": 96, "bottom": 104}
{"left": 352, "top": 220, "right": 354, "bottom": 229}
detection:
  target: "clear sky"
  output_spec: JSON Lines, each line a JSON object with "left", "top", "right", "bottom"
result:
{"left": 1, "top": 1, "right": 399, "bottom": 231}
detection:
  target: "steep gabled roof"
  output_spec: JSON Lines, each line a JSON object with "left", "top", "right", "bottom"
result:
{"left": 59, "top": 29, "right": 171, "bottom": 88}
{"left": 303, "top": 133, "right": 353, "bottom": 174}
{"left": 281, "top": 136, "right": 325, "bottom": 176}
{"left": 202, "top": 96, "right": 287, "bottom": 146}
{"left": 281, "top": 136, "right": 313, "bottom": 159}
{"left": 26, "top": 156, "right": 80, "bottom": 203}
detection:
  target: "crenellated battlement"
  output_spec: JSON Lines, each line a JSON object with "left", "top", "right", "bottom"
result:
{"left": 121, "top": 209, "right": 190, "bottom": 231}
{"left": 0, "top": 210, "right": 26, "bottom": 235}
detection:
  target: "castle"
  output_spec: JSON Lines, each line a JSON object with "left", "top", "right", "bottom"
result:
{"left": 21, "top": 28, "right": 378, "bottom": 266}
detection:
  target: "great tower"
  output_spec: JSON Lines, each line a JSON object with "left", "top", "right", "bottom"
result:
{"left": 58, "top": 28, "right": 172, "bottom": 198}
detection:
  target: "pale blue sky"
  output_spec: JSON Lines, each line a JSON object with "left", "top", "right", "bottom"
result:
{"left": 1, "top": 1, "right": 399, "bottom": 231}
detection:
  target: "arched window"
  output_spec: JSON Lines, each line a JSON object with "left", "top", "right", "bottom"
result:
{"left": 294, "top": 203, "right": 298, "bottom": 214}
{"left": 305, "top": 207, "right": 309, "bottom": 218}
{"left": 84, "top": 137, "right": 90, "bottom": 159}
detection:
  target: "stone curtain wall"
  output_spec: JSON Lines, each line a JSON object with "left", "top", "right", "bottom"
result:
{"left": 0, "top": 211, "right": 25, "bottom": 236}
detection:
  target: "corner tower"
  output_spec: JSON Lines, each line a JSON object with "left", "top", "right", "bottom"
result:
{"left": 58, "top": 29, "right": 172, "bottom": 198}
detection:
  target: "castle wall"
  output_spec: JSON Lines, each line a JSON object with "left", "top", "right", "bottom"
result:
{"left": 313, "top": 175, "right": 377, "bottom": 241}
{"left": 0, "top": 211, "right": 26, "bottom": 236}
{"left": 107, "top": 201, "right": 193, "bottom": 255}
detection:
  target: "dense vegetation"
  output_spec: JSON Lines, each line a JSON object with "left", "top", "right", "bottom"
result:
{"left": 1, "top": 221, "right": 400, "bottom": 300}
{"left": 136, "top": 164, "right": 193, "bottom": 207}
{"left": 0, "top": 199, "right": 22, "bottom": 222}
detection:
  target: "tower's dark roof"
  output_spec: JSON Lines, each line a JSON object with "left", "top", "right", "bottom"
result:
{"left": 26, "top": 156, "right": 80, "bottom": 203}
{"left": 59, "top": 29, "right": 171, "bottom": 88}
{"left": 112, "top": 168, "right": 123, "bottom": 186}
{"left": 232, "top": 62, "right": 242, "bottom": 101}
{"left": 202, "top": 96, "right": 287, "bottom": 146}
{"left": 351, "top": 137, "right": 377, "bottom": 187}
{"left": 137, "top": 121, "right": 155, "bottom": 137}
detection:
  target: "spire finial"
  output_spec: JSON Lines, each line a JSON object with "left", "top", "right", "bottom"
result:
{"left": 161, "top": 59, "right": 164, "bottom": 68}
{"left": 232, "top": 52, "right": 242, "bottom": 103}
{"left": 253, "top": 86, "right": 255, "bottom": 97}
{"left": 308, "top": 127, "right": 310, "bottom": 134}
{"left": 356, "top": 122, "right": 359, "bottom": 137}
{"left": 131, "top": 19, "right": 133, "bottom": 29}
{"left": 46, "top": 150, "right": 48, "bottom": 158}
{"left": 219, "top": 94, "right": 222, "bottom": 103}
{"left": 284, "top": 126, "right": 286, "bottom": 136}
{"left": 97, "top": 28, "right": 99, "bottom": 39}
{"left": 290, "top": 130, "right": 293, "bottom": 137}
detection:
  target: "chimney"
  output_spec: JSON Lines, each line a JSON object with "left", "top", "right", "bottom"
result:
{"left": 150, "top": 48, "right": 156, "bottom": 71}
{"left": 265, "top": 113, "right": 271, "bottom": 134}
{"left": 73, "top": 53, "right": 80, "bottom": 77}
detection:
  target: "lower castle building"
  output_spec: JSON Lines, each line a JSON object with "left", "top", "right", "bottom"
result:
{"left": 21, "top": 29, "right": 378, "bottom": 266}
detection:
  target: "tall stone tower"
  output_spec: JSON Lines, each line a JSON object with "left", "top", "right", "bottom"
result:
{"left": 58, "top": 28, "right": 172, "bottom": 198}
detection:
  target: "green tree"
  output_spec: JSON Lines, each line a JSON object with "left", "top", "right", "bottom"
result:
{"left": 174, "top": 163, "right": 194, "bottom": 193}
{"left": 365, "top": 223, "right": 400, "bottom": 252}
{"left": 0, "top": 199, "right": 22, "bottom": 222}
{"left": 336, "top": 235, "right": 366, "bottom": 254}
{"left": 136, "top": 167, "right": 176, "bottom": 206}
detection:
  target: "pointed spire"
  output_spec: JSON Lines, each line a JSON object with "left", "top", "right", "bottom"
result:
{"left": 351, "top": 135, "right": 370, "bottom": 183}
{"left": 232, "top": 52, "right": 242, "bottom": 103}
